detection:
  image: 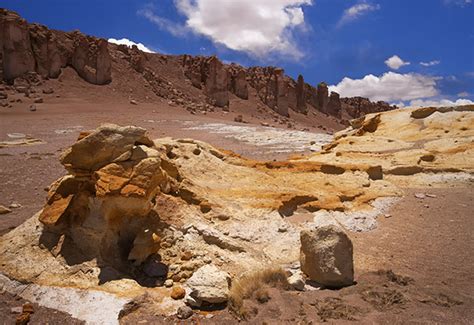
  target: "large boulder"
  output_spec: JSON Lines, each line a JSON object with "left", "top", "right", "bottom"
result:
{"left": 185, "top": 264, "right": 231, "bottom": 306}
{"left": 300, "top": 224, "right": 354, "bottom": 288}
{"left": 60, "top": 124, "right": 153, "bottom": 173}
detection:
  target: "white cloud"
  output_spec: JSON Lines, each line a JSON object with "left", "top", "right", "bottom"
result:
{"left": 385, "top": 55, "right": 410, "bottom": 70}
{"left": 338, "top": 2, "right": 380, "bottom": 26}
{"left": 407, "top": 98, "right": 474, "bottom": 108}
{"left": 443, "top": 0, "right": 472, "bottom": 7}
{"left": 138, "top": 7, "right": 188, "bottom": 37}
{"left": 420, "top": 60, "right": 441, "bottom": 67}
{"left": 108, "top": 38, "right": 155, "bottom": 53}
{"left": 141, "top": 0, "right": 312, "bottom": 59}
{"left": 329, "top": 72, "right": 439, "bottom": 102}
{"left": 458, "top": 91, "right": 470, "bottom": 97}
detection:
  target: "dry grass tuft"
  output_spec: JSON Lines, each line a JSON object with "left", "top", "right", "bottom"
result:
{"left": 361, "top": 288, "right": 407, "bottom": 311}
{"left": 376, "top": 269, "right": 414, "bottom": 286}
{"left": 314, "top": 297, "right": 361, "bottom": 322}
{"left": 228, "top": 266, "right": 289, "bottom": 319}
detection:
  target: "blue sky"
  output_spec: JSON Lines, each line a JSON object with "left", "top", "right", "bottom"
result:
{"left": 4, "top": 0, "right": 474, "bottom": 106}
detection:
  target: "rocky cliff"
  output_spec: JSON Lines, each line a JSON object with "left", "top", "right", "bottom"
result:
{"left": 0, "top": 9, "right": 395, "bottom": 122}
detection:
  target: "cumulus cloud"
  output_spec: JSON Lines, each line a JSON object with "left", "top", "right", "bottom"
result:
{"left": 329, "top": 72, "right": 439, "bottom": 102}
{"left": 338, "top": 2, "right": 380, "bottom": 26}
{"left": 108, "top": 38, "right": 155, "bottom": 53}
{"left": 420, "top": 60, "right": 441, "bottom": 67}
{"left": 140, "top": 0, "right": 312, "bottom": 59}
{"left": 407, "top": 98, "right": 474, "bottom": 108}
{"left": 385, "top": 55, "right": 410, "bottom": 70}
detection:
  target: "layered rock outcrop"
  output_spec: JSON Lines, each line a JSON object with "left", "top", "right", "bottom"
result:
{"left": 0, "top": 9, "right": 111, "bottom": 85}
{"left": 341, "top": 96, "right": 396, "bottom": 118}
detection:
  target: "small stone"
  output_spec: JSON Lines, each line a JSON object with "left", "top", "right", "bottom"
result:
{"left": 234, "top": 115, "right": 243, "bottom": 123}
{"left": 414, "top": 193, "right": 426, "bottom": 199}
{"left": 29, "top": 105, "right": 37, "bottom": 112}
{"left": 10, "top": 307, "right": 22, "bottom": 314}
{"left": 176, "top": 306, "right": 193, "bottom": 319}
{"left": 142, "top": 258, "right": 168, "bottom": 278}
{"left": 384, "top": 214, "right": 392, "bottom": 218}
{"left": 22, "top": 303, "right": 34, "bottom": 314}
{"left": 164, "top": 279, "right": 173, "bottom": 287}
{"left": 34, "top": 97, "right": 43, "bottom": 103}
{"left": 170, "top": 286, "right": 186, "bottom": 300}
{"left": 181, "top": 251, "right": 193, "bottom": 261}
{"left": 9, "top": 203, "right": 22, "bottom": 209}
{"left": 130, "top": 99, "right": 138, "bottom": 105}
{"left": 16, "top": 313, "right": 30, "bottom": 325}
{"left": 278, "top": 225, "right": 288, "bottom": 233}
{"left": 0, "top": 205, "right": 12, "bottom": 214}
{"left": 216, "top": 214, "right": 230, "bottom": 221}
{"left": 42, "top": 88, "right": 54, "bottom": 94}
{"left": 288, "top": 271, "right": 305, "bottom": 291}
{"left": 426, "top": 194, "right": 437, "bottom": 198}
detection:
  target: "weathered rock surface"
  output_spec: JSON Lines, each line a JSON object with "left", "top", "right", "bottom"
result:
{"left": 295, "top": 74, "right": 307, "bottom": 113}
{"left": 327, "top": 91, "right": 341, "bottom": 117}
{"left": 300, "top": 224, "right": 354, "bottom": 288}
{"left": 0, "top": 205, "right": 12, "bottom": 214}
{"left": 205, "top": 56, "right": 229, "bottom": 108}
{"left": 185, "top": 264, "right": 231, "bottom": 306}
{"left": 0, "top": 106, "right": 472, "bottom": 318}
{"left": 341, "top": 96, "right": 396, "bottom": 118}
{"left": 0, "top": 9, "right": 36, "bottom": 81}
{"left": 316, "top": 82, "right": 329, "bottom": 113}
{"left": 288, "top": 270, "right": 306, "bottom": 291}
{"left": 229, "top": 66, "right": 248, "bottom": 100}
{"left": 0, "top": 9, "right": 111, "bottom": 85}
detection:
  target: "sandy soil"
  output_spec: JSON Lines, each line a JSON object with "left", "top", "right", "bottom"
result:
{"left": 122, "top": 188, "right": 474, "bottom": 324}
{"left": 1, "top": 89, "right": 473, "bottom": 324}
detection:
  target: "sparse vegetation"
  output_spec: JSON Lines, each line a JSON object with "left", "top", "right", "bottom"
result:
{"left": 377, "top": 269, "right": 414, "bottom": 286}
{"left": 228, "top": 266, "right": 290, "bottom": 319}
{"left": 314, "top": 297, "right": 362, "bottom": 322}
{"left": 361, "top": 288, "right": 407, "bottom": 311}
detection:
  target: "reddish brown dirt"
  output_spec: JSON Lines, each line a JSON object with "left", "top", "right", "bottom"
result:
{"left": 1, "top": 74, "right": 473, "bottom": 323}
{"left": 120, "top": 188, "right": 474, "bottom": 324}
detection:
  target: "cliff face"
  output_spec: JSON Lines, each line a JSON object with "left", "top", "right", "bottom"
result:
{"left": 0, "top": 9, "right": 111, "bottom": 85}
{"left": 0, "top": 9, "right": 395, "bottom": 120}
